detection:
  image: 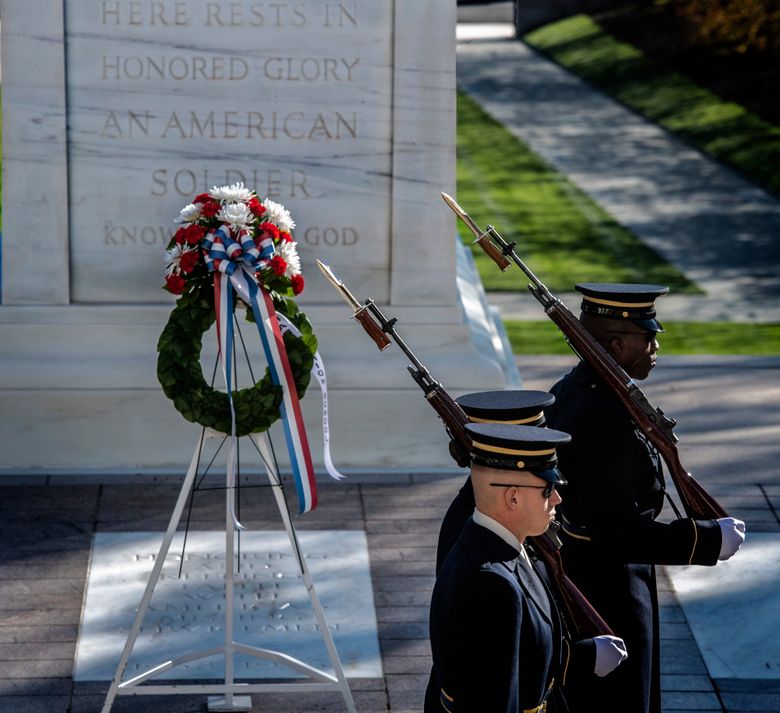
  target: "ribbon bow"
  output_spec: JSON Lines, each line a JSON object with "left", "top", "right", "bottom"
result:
{"left": 202, "top": 225, "right": 275, "bottom": 276}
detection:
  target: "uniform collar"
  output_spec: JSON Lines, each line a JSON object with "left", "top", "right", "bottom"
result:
{"left": 472, "top": 508, "right": 523, "bottom": 554}
{"left": 572, "top": 360, "right": 597, "bottom": 383}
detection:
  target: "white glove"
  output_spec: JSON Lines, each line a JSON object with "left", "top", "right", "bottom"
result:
{"left": 593, "top": 635, "right": 628, "bottom": 677}
{"left": 717, "top": 517, "right": 746, "bottom": 561}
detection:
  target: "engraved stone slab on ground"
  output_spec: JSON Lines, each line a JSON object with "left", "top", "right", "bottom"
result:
{"left": 75, "top": 530, "right": 382, "bottom": 680}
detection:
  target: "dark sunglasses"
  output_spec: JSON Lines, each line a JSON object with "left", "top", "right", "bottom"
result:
{"left": 489, "top": 482, "right": 557, "bottom": 498}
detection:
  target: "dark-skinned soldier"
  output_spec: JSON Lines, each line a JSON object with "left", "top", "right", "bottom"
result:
{"left": 546, "top": 284, "right": 745, "bottom": 713}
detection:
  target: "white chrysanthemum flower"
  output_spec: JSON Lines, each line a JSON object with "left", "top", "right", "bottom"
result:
{"left": 176, "top": 203, "right": 201, "bottom": 224}
{"left": 164, "top": 244, "right": 182, "bottom": 275}
{"left": 209, "top": 182, "right": 252, "bottom": 202}
{"left": 279, "top": 240, "right": 301, "bottom": 276}
{"left": 217, "top": 201, "right": 254, "bottom": 230}
{"left": 261, "top": 198, "right": 295, "bottom": 232}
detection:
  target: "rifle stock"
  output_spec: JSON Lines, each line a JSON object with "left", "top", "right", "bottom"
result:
{"left": 443, "top": 194, "right": 728, "bottom": 521}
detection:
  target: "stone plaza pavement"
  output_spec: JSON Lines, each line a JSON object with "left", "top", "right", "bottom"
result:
{"left": 1, "top": 355, "right": 779, "bottom": 713}
{"left": 3, "top": 8, "right": 780, "bottom": 713}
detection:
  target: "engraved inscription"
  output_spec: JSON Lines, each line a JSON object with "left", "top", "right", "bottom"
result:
{"left": 101, "top": 55, "right": 249, "bottom": 80}
{"left": 101, "top": 110, "right": 357, "bottom": 140}
{"left": 149, "top": 167, "right": 311, "bottom": 198}
{"left": 101, "top": 1, "right": 192, "bottom": 26}
{"left": 68, "top": 0, "right": 392, "bottom": 298}
{"left": 302, "top": 226, "right": 359, "bottom": 246}
{"left": 104, "top": 222, "right": 175, "bottom": 246}
{"left": 262, "top": 57, "right": 359, "bottom": 81}
{"left": 100, "top": 56, "right": 360, "bottom": 83}
{"left": 100, "top": 2, "right": 359, "bottom": 29}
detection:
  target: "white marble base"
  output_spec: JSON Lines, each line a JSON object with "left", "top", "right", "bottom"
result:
{"left": 0, "top": 242, "right": 519, "bottom": 473}
{"left": 667, "top": 533, "right": 780, "bottom": 679}
{"left": 75, "top": 530, "right": 381, "bottom": 681}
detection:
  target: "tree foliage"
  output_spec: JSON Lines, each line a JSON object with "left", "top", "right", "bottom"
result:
{"left": 672, "top": 0, "right": 780, "bottom": 53}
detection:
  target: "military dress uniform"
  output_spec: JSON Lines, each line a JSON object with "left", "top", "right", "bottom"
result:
{"left": 546, "top": 285, "right": 723, "bottom": 713}
{"left": 430, "top": 519, "right": 563, "bottom": 713}
{"left": 427, "top": 424, "right": 600, "bottom": 713}
{"left": 426, "top": 392, "right": 557, "bottom": 713}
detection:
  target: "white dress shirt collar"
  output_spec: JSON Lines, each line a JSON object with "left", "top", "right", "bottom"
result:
{"left": 472, "top": 508, "right": 525, "bottom": 555}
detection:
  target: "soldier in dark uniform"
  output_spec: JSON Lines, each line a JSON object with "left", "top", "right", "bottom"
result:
{"left": 546, "top": 283, "right": 746, "bottom": 713}
{"left": 435, "top": 390, "right": 555, "bottom": 573}
{"left": 427, "top": 423, "right": 628, "bottom": 713}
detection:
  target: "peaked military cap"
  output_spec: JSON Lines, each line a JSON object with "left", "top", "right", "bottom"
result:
{"left": 456, "top": 390, "right": 554, "bottom": 427}
{"left": 576, "top": 282, "right": 669, "bottom": 332}
{"left": 466, "top": 423, "right": 570, "bottom": 483}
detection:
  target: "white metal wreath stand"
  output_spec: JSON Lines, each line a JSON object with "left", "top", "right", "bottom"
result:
{"left": 100, "top": 426, "right": 358, "bottom": 713}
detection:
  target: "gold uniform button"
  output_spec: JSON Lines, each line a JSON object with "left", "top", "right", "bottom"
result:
{"left": 622, "top": 311, "right": 629, "bottom": 317}
{"left": 516, "top": 460, "right": 525, "bottom": 469}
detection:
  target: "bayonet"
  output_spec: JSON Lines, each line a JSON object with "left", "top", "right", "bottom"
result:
{"left": 441, "top": 192, "right": 511, "bottom": 271}
{"left": 316, "top": 259, "right": 391, "bottom": 350}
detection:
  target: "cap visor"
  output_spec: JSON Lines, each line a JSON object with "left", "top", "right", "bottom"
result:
{"left": 529, "top": 466, "right": 567, "bottom": 485}
{"left": 631, "top": 318, "right": 664, "bottom": 333}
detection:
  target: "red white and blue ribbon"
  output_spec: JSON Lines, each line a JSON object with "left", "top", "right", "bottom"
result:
{"left": 204, "top": 225, "right": 319, "bottom": 514}
{"left": 242, "top": 273, "right": 317, "bottom": 512}
{"left": 276, "top": 313, "right": 346, "bottom": 482}
{"left": 212, "top": 270, "right": 244, "bottom": 528}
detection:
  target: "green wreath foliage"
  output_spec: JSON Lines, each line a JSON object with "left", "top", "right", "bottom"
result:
{"left": 157, "top": 284, "right": 317, "bottom": 436}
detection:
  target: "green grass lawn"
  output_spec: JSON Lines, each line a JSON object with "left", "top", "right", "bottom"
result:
{"left": 506, "top": 319, "right": 780, "bottom": 355}
{"left": 455, "top": 91, "right": 700, "bottom": 293}
{"left": 524, "top": 14, "right": 780, "bottom": 198}
{"left": 455, "top": 46, "right": 779, "bottom": 354}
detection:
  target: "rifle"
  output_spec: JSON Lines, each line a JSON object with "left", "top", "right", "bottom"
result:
{"left": 441, "top": 193, "right": 728, "bottom": 521}
{"left": 317, "top": 259, "right": 614, "bottom": 639}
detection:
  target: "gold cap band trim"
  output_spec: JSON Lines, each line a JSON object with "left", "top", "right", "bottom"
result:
{"left": 582, "top": 295, "right": 655, "bottom": 309}
{"left": 471, "top": 440, "right": 556, "bottom": 457}
{"left": 468, "top": 411, "right": 544, "bottom": 425}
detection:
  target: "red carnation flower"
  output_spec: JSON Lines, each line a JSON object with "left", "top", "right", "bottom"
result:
{"left": 184, "top": 224, "right": 205, "bottom": 245}
{"left": 179, "top": 250, "right": 199, "bottom": 274}
{"left": 279, "top": 231, "right": 293, "bottom": 243}
{"left": 291, "top": 274, "right": 304, "bottom": 295}
{"left": 260, "top": 222, "right": 280, "bottom": 242}
{"left": 270, "top": 255, "right": 288, "bottom": 277}
{"left": 173, "top": 227, "right": 188, "bottom": 245}
{"left": 193, "top": 193, "right": 211, "bottom": 203}
{"left": 249, "top": 197, "right": 266, "bottom": 217}
{"left": 165, "top": 273, "right": 186, "bottom": 295}
{"left": 200, "top": 202, "right": 220, "bottom": 218}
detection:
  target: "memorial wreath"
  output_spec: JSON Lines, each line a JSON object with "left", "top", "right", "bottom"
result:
{"left": 156, "top": 184, "right": 317, "bottom": 437}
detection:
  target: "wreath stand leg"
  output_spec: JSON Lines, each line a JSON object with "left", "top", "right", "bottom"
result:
{"left": 100, "top": 428, "right": 358, "bottom": 713}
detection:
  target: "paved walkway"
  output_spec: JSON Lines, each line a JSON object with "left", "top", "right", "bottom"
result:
{"left": 456, "top": 22, "right": 780, "bottom": 322}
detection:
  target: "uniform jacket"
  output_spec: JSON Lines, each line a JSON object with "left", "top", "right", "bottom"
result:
{"left": 547, "top": 362, "right": 722, "bottom": 713}
{"left": 428, "top": 517, "right": 583, "bottom": 713}
{"left": 436, "top": 476, "right": 476, "bottom": 574}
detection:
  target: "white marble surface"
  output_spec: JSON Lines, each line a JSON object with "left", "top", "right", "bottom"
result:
{"left": 64, "top": 1, "right": 394, "bottom": 303}
{"left": 0, "top": 240, "right": 511, "bottom": 471}
{"left": 1, "top": 2, "right": 69, "bottom": 304}
{"left": 667, "top": 533, "right": 780, "bottom": 679}
{"left": 0, "top": 2, "right": 519, "bottom": 472}
{"left": 75, "top": 530, "right": 382, "bottom": 680}
{"left": 2, "top": 0, "right": 462, "bottom": 307}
